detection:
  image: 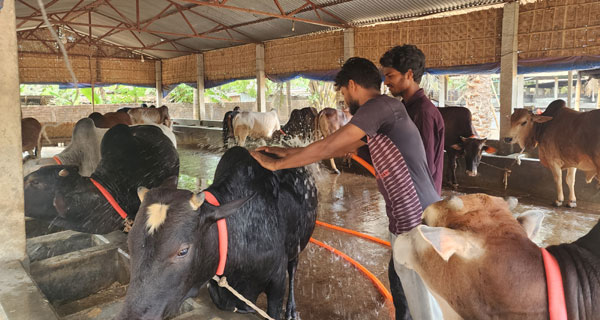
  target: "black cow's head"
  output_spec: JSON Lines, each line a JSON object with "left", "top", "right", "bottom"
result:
{"left": 451, "top": 137, "right": 496, "bottom": 177}
{"left": 24, "top": 165, "right": 109, "bottom": 232}
{"left": 117, "top": 187, "right": 251, "bottom": 320}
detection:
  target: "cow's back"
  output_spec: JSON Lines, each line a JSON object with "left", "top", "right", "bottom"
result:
{"left": 439, "top": 106, "right": 476, "bottom": 148}
{"left": 537, "top": 107, "right": 600, "bottom": 170}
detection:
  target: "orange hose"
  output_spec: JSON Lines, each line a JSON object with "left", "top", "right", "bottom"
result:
{"left": 350, "top": 154, "right": 376, "bottom": 177}
{"left": 309, "top": 237, "right": 394, "bottom": 309}
{"left": 316, "top": 220, "right": 390, "bottom": 247}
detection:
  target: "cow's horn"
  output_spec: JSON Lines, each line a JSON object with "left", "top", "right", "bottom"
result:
{"left": 58, "top": 169, "right": 69, "bottom": 177}
{"left": 137, "top": 187, "right": 149, "bottom": 202}
{"left": 190, "top": 192, "right": 205, "bottom": 210}
{"left": 446, "top": 196, "right": 464, "bottom": 211}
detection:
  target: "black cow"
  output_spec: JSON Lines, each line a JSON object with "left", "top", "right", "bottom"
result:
{"left": 274, "top": 107, "right": 318, "bottom": 142}
{"left": 23, "top": 124, "right": 179, "bottom": 234}
{"left": 439, "top": 106, "right": 495, "bottom": 188}
{"left": 117, "top": 147, "right": 317, "bottom": 320}
{"left": 222, "top": 107, "right": 240, "bottom": 148}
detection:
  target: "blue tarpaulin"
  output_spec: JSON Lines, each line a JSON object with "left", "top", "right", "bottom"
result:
{"left": 267, "top": 70, "right": 340, "bottom": 83}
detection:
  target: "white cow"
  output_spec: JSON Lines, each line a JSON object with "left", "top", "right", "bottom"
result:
{"left": 232, "top": 110, "right": 281, "bottom": 147}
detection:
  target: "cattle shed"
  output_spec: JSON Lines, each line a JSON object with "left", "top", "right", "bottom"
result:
{"left": 2, "top": 0, "right": 600, "bottom": 318}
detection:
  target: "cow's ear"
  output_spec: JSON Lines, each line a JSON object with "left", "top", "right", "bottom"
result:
{"left": 483, "top": 146, "right": 497, "bottom": 154}
{"left": 450, "top": 144, "right": 463, "bottom": 151}
{"left": 532, "top": 115, "right": 552, "bottom": 123}
{"left": 203, "top": 193, "right": 255, "bottom": 222}
{"left": 417, "top": 225, "right": 483, "bottom": 261}
{"left": 517, "top": 210, "right": 544, "bottom": 240}
{"left": 137, "top": 187, "right": 149, "bottom": 202}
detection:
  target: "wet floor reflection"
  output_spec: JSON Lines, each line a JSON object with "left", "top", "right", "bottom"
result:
{"left": 178, "top": 147, "right": 599, "bottom": 319}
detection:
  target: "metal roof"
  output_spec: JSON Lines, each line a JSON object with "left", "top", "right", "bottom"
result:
{"left": 15, "top": 0, "right": 508, "bottom": 59}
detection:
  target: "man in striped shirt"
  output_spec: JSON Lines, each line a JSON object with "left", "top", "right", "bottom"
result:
{"left": 250, "top": 57, "right": 441, "bottom": 320}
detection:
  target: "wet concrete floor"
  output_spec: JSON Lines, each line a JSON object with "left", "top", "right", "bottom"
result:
{"left": 178, "top": 147, "right": 600, "bottom": 320}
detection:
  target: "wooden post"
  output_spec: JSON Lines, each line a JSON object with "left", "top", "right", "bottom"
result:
{"left": 499, "top": 2, "right": 519, "bottom": 139}
{"left": 344, "top": 28, "right": 355, "bottom": 61}
{"left": 155, "top": 60, "right": 162, "bottom": 106}
{"left": 193, "top": 53, "right": 205, "bottom": 121}
{"left": 517, "top": 75, "right": 524, "bottom": 108}
{"left": 0, "top": 0, "right": 26, "bottom": 263}
{"left": 554, "top": 76, "right": 559, "bottom": 99}
{"left": 256, "top": 44, "right": 266, "bottom": 112}
{"left": 575, "top": 71, "right": 581, "bottom": 111}
{"left": 438, "top": 75, "right": 447, "bottom": 107}
{"left": 567, "top": 71, "right": 573, "bottom": 108}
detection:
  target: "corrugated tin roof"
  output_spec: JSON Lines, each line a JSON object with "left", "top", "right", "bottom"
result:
{"left": 15, "top": 0, "right": 509, "bottom": 59}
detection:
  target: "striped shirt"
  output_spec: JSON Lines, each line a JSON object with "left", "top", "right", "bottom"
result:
{"left": 350, "top": 95, "right": 440, "bottom": 234}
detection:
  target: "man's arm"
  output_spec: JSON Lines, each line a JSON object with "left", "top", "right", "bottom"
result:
{"left": 251, "top": 123, "right": 366, "bottom": 171}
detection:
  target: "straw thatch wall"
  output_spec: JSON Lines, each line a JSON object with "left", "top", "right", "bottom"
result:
{"left": 19, "top": 53, "right": 155, "bottom": 85}
{"left": 204, "top": 44, "right": 255, "bottom": 82}
{"left": 162, "top": 54, "right": 197, "bottom": 85}
{"left": 518, "top": 0, "right": 600, "bottom": 59}
{"left": 355, "top": 8, "right": 503, "bottom": 68}
{"left": 265, "top": 31, "right": 344, "bottom": 75}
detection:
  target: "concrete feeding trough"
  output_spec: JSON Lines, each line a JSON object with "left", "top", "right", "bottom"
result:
{"left": 13, "top": 221, "right": 259, "bottom": 320}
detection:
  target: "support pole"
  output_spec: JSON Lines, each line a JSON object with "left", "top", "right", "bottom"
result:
{"left": 155, "top": 60, "right": 162, "bottom": 106}
{"left": 567, "top": 71, "right": 573, "bottom": 108}
{"left": 517, "top": 75, "right": 524, "bottom": 108}
{"left": 343, "top": 28, "right": 355, "bottom": 61}
{"left": 193, "top": 53, "right": 205, "bottom": 121}
{"left": 0, "top": 0, "right": 26, "bottom": 263}
{"left": 554, "top": 76, "right": 559, "bottom": 99}
{"left": 438, "top": 75, "right": 447, "bottom": 107}
{"left": 256, "top": 44, "right": 266, "bottom": 112}
{"left": 499, "top": 2, "right": 519, "bottom": 139}
{"left": 286, "top": 81, "right": 291, "bottom": 114}
{"left": 575, "top": 71, "right": 581, "bottom": 111}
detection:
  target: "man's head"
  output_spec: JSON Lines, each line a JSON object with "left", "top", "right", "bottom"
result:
{"left": 335, "top": 57, "right": 382, "bottom": 115}
{"left": 380, "top": 45, "right": 425, "bottom": 97}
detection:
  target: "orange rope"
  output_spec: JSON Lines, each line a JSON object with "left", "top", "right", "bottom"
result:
{"left": 315, "top": 220, "right": 390, "bottom": 247}
{"left": 309, "top": 237, "right": 394, "bottom": 310}
{"left": 350, "top": 154, "right": 376, "bottom": 177}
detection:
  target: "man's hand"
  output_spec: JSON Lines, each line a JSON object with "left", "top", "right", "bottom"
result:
{"left": 250, "top": 150, "right": 280, "bottom": 171}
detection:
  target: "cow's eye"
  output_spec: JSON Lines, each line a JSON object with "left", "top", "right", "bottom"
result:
{"left": 177, "top": 247, "right": 189, "bottom": 257}
{"left": 520, "top": 121, "right": 527, "bottom": 126}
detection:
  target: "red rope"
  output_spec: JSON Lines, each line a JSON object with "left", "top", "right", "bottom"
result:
{"left": 53, "top": 156, "right": 62, "bottom": 165}
{"left": 203, "top": 191, "right": 227, "bottom": 277}
{"left": 89, "top": 178, "right": 128, "bottom": 219}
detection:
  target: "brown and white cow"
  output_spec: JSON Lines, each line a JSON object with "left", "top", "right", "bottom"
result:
{"left": 127, "top": 105, "right": 172, "bottom": 128}
{"left": 504, "top": 99, "right": 600, "bottom": 207}
{"left": 315, "top": 107, "right": 352, "bottom": 173}
{"left": 393, "top": 193, "right": 600, "bottom": 319}
{"left": 22, "top": 117, "right": 50, "bottom": 159}
{"left": 232, "top": 110, "right": 281, "bottom": 147}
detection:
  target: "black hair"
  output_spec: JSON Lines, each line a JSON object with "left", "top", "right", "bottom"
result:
{"left": 379, "top": 44, "right": 426, "bottom": 84}
{"left": 334, "top": 57, "right": 382, "bottom": 91}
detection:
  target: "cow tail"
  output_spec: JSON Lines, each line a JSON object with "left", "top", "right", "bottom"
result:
{"left": 39, "top": 124, "right": 52, "bottom": 144}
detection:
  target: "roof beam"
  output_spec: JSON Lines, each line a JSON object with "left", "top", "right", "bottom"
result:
{"left": 178, "top": 0, "right": 346, "bottom": 28}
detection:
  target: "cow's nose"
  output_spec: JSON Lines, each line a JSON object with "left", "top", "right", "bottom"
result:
{"left": 466, "top": 170, "right": 477, "bottom": 177}
{"left": 503, "top": 137, "right": 513, "bottom": 143}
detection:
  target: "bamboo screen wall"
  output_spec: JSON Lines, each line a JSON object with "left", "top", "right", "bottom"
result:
{"left": 518, "top": 0, "right": 600, "bottom": 59}
{"left": 162, "top": 54, "right": 197, "bottom": 85}
{"left": 265, "top": 31, "right": 344, "bottom": 75}
{"left": 355, "top": 8, "right": 503, "bottom": 68}
{"left": 204, "top": 44, "right": 255, "bottom": 83}
{"left": 19, "top": 53, "right": 155, "bottom": 85}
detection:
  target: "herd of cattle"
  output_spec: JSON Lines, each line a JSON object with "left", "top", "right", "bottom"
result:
{"left": 18, "top": 99, "right": 600, "bottom": 319}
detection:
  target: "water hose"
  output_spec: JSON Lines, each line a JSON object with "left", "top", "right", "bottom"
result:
{"left": 315, "top": 220, "right": 390, "bottom": 247}
{"left": 350, "top": 154, "right": 376, "bottom": 177}
{"left": 309, "top": 237, "right": 394, "bottom": 308}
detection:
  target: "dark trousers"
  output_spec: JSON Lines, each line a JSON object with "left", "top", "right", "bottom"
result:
{"left": 389, "top": 258, "right": 412, "bottom": 320}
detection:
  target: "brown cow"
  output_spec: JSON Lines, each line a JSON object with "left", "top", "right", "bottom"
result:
{"left": 88, "top": 111, "right": 132, "bottom": 128}
{"left": 315, "top": 107, "right": 352, "bottom": 173}
{"left": 22, "top": 117, "right": 49, "bottom": 159}
{"left": 127, "top": 105, "right": 172, "bottom": 128}
{"left": 504, "top": 99, "right": 600, "bottom": 208}
{"left": 393, "top": 193, "right": 600, "bottom": 320}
